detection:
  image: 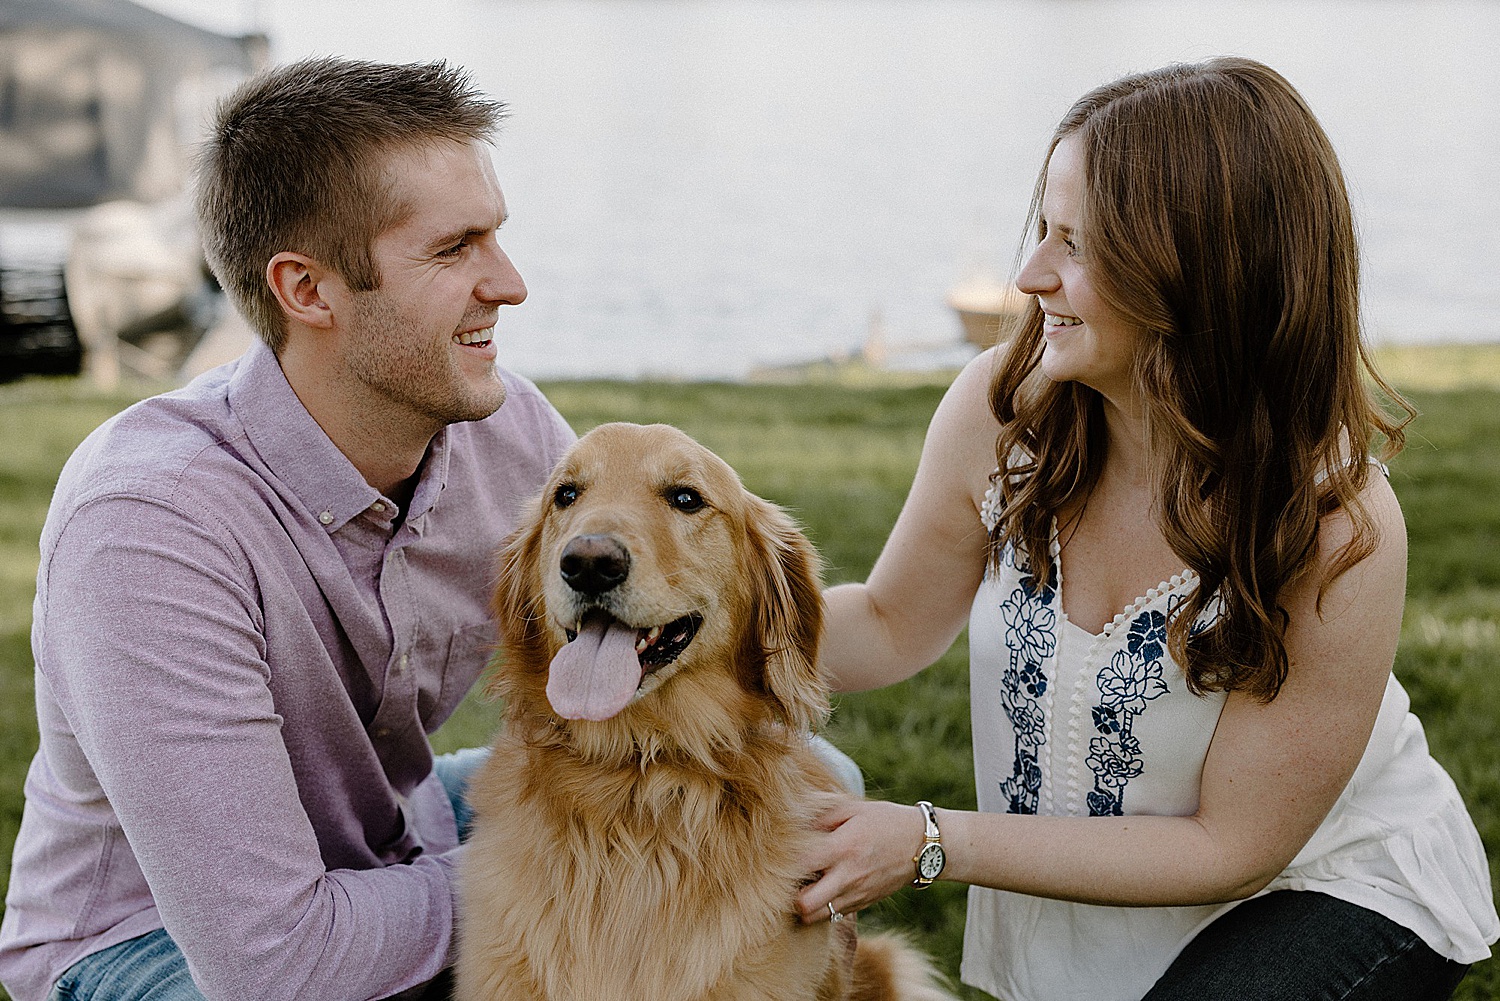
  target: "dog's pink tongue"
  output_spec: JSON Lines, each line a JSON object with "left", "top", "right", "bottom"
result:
{"left": 547, "top": 616, "right": 643, "bottom": 721}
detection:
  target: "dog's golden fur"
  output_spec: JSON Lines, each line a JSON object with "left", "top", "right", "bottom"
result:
{"left": 456, "top": 423, "right": 951, "bottom": 1001}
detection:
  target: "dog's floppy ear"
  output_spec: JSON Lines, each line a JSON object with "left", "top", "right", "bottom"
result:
{"left": 743, "top": 495, "right": 829, "bottom": 732}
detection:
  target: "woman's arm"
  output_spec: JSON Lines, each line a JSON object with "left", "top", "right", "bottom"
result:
{"left": 820, "top": 349, "right": 1001, "bottom": 693}
{"left": 801, "top": 472, "right": 1406, "bottom": 917}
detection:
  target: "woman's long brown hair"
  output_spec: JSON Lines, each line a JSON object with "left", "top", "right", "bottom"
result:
{"left": 989, "top": 57, "right": 1414, "bottom": 701}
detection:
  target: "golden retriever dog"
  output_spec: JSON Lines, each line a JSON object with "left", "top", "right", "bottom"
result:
{"left": 456, "top": 422, "right": 952, "bottom": 1001}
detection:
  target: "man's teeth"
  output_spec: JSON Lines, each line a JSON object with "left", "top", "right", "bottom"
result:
{"left": 634, "top": 625, "right": 663, "bottom": 654}
{"left": 455, "top": 328, "right": 493, "bottom": 345}
{"left": 1045, "top": 313, "right": 1083, "bottom": 327}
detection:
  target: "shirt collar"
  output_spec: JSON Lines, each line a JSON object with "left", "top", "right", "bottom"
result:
{"left": 225, "top": 341, "right": 383, "bottom": 533}
{"left": 406, "top": 425, "right": 451, "bottom": 526}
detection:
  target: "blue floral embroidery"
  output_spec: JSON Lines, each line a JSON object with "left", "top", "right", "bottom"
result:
{"left": 1126, "top": 609, "right": 1168, "bottom": 665}
{"left": 997, "top": 545, "right": 1057, "bottom": 814}
{"left": 1085, "top": 610, "right": 1170, "bottom": 816}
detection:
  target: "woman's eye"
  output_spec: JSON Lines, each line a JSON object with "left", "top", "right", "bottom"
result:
{"left": 553, "top": 483, "right": 579, "bottom": 508}
{"left": 1063, "top": 237, "right": 1080, "bottom": 257}
{"left": 668, "top": 487, "right": 705, "bottom": 512}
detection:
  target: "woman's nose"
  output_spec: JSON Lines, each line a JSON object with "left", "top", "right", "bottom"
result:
{"left": 1016, "top": 242, "right": 1059, "bottom": 297}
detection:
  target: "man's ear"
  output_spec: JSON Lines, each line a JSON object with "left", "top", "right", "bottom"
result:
{"left": 267, "top": 252, "right": 336, "bottom": 330}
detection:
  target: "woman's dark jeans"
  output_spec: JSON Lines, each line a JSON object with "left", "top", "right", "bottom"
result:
{"left": 1144, "top": 890, "right": 1472, "bottom": 1000}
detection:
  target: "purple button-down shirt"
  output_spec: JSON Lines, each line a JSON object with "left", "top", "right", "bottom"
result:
{"left": 0, "top": 342, "right": 574, "bottom": 1000}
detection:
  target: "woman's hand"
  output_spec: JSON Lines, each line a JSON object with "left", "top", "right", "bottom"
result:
{"left": 796, "top": 797, "right": 928, "bottom": 923}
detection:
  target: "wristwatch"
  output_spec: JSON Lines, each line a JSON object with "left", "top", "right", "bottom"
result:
{"left": 911, "top": 800, "right": 946, "bottom": 888}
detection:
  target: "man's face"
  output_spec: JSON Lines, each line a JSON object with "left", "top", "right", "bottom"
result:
{"left": 335, "top": 139, "right": 526, "bottom": 432}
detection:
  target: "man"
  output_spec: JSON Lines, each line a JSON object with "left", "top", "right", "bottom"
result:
{"left": 0, "top": 57, "right": 575, "bottom": 1000}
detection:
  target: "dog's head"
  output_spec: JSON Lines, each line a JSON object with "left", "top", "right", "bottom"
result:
{"left": 495, "top": 423, "right": 827, "bottom": 754}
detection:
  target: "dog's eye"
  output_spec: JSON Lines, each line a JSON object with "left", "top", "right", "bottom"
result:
{"left": 667, "top": 487, "right": 705, "bottom": 513}
{"left": 553, "top": 483, "right": 579, "bottom": 508}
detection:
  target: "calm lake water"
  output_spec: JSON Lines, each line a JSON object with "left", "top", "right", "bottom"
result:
{"left": 127, "top": 0, "right": 1500, "bottom": 378}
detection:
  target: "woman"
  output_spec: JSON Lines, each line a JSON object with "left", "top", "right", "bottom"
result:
{"left": 797, "top": 58, "right": 1498, "bottom": 999}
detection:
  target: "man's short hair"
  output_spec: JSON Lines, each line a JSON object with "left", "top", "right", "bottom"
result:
{"left": 194, "top": 57, "right": 507, "bottom": 353}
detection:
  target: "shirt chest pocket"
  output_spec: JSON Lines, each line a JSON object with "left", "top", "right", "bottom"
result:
{"left": 418, "top": 621, "right": 500, "bottom": 729}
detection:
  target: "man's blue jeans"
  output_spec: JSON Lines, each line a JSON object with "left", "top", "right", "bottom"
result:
{"left": 47, "top": 929, "right": 201, "bottom": 1001}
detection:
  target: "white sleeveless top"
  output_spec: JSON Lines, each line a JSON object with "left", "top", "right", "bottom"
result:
{"left": 961, "top": 483, "right": 1498, "bottom": 1001}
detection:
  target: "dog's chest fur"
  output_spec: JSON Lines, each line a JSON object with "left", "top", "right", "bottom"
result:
{"left": 459, "top": 729, "right": 845, "bottom": 1001}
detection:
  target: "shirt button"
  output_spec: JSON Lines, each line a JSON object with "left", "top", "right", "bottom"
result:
{"left": 372, "top": 502, "right": 385, "bottom": 513}
{"left": 397, "top": 653, "right": 409, "bottom": 673}
{"left": 318, "top": 511, "right": 334, "bottom": 525}
{"left": 374, "top": 727, "right": 390, "bottom": 738}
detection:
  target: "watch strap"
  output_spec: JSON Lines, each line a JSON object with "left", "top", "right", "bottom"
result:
{"left": 916, "top": 800, "right": 940, "bottom": 840}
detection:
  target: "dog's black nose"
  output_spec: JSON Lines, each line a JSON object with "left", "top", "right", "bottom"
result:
{"left": 559, "top": 535, "right": 631, "bottom": 595}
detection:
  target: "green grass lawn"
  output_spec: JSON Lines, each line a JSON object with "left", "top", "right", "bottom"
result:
{"left": 1, "top": 357, "right": 1496, "bottom": 999}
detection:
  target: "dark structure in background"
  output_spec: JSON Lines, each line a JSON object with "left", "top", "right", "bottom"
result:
{"left": 0, "top": 262, "right": 75, "bottom": 376}
{"left": 0, "top": 0, "right": 264, "bottom": 381}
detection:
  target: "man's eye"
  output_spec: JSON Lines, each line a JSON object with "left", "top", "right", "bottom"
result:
{"left": 667, "top": 487, "right": 704, "bottom": 513}
{"left": 554, "top": 484, "right": 579, "bottom": 508}
{"left": 436, "top": 242, "right": 465, "bottom": 258}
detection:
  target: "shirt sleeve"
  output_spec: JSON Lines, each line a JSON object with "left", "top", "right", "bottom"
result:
{"left": 37, "top": 494, "right": 453, "bottom": 1001}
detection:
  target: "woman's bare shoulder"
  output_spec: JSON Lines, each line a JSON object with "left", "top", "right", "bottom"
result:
{"left": 1316, "top": 463, "right": 1406, "bottom": 568}
{"left": 1284, "top": 465, "right": 1407, "bottom": 644}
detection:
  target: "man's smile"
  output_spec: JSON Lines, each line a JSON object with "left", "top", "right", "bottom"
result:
{"left": 454, "top": 327, "right": 494, "bottom": 347}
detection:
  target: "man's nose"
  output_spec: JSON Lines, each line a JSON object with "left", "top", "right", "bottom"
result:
{"left": 477, "top": 244, "right": 527, "bottom": 306}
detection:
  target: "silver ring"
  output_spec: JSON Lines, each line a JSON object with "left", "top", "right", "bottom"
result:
{"left": 827, "top": 902, "right": 843, "bottom": 923}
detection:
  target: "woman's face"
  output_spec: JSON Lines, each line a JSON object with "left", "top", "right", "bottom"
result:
{"left": 1017, "top": 134, "right": 1146, "bottom": 412}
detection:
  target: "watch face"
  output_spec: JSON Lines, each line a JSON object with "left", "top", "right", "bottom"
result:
{"left": 917, "top": 843, "right": 945, "bottom": 880}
